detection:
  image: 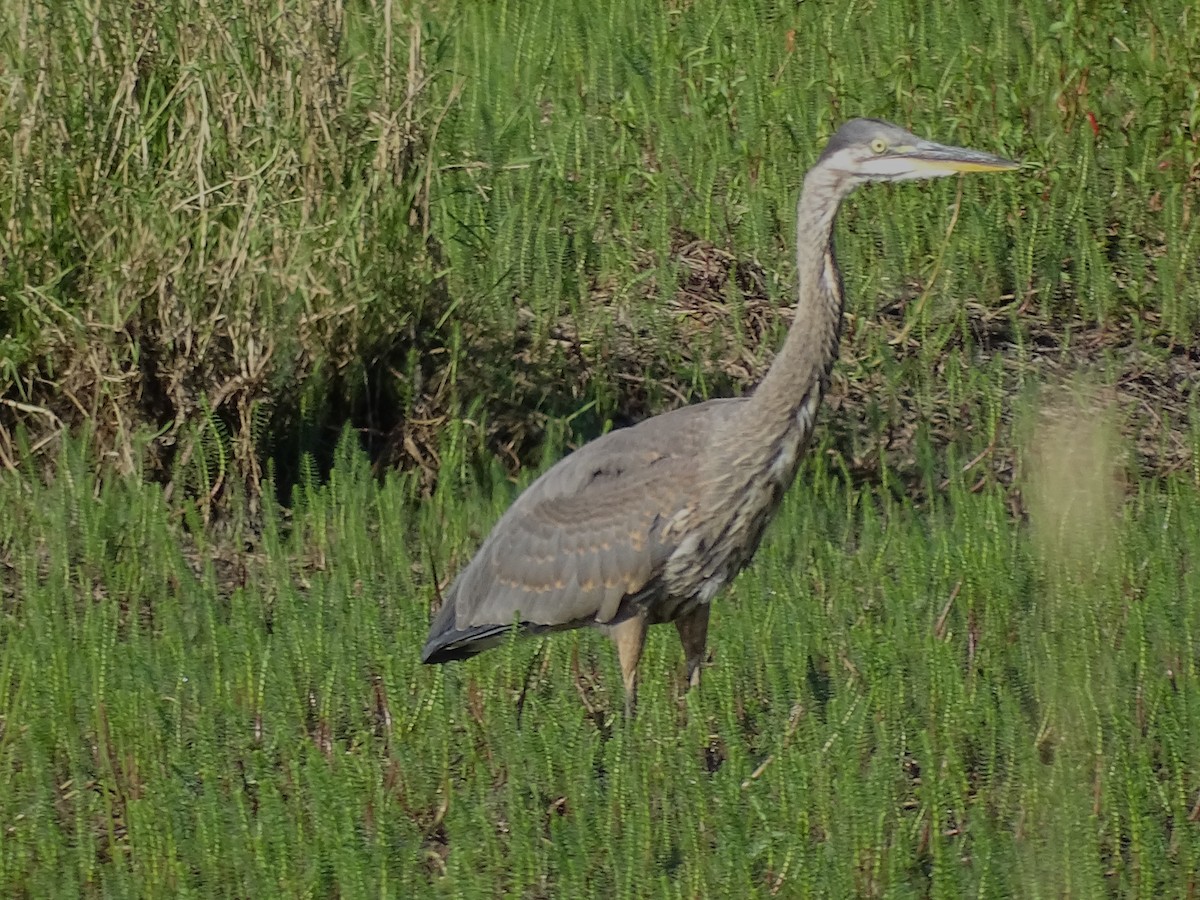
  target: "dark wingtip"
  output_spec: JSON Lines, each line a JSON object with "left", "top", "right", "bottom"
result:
{"left": 421, "top": 622, "right": 516, "bottom": 665}
{"left": 421, "top": 642, "right": 479, "bottom": 664}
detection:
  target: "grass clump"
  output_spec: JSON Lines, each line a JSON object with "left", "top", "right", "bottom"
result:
{"left": 0, "top": 0, "right": 449, "bottom": 498}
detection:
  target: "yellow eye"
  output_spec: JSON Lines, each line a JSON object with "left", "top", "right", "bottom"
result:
{"left": 870, "top": 138, "right": 888, "bottom": 154}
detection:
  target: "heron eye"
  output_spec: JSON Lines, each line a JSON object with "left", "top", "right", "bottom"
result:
{"left": 870, "top": 138, "right": 888, "bottom": 154}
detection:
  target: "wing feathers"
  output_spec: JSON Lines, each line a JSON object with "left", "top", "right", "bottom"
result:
{"left": 422, "top": 399, "right": 745, "bottom": 661}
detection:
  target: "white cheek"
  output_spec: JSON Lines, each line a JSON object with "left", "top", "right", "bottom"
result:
{"left": 863, "top": 157, "right": 955, "bottom": 180}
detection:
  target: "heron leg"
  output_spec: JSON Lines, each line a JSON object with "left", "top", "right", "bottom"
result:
{"left": 674, "top": 603, "right": 711, "bottom": 690}
{"left": 609, "top": 615, "right": 648, "bottom": 718}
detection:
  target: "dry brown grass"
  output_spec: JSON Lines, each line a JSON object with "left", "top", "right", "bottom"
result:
{"left": 0, "top": 1, "right": 447, "bottom": 512}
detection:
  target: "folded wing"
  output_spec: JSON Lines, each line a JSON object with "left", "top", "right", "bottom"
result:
{"left": 421, "top": 399, "right": 740, "bottom": 662}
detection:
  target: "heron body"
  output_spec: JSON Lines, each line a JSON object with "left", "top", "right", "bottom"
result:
{"left": 422, "top": 119, "right": 1018, "bottom": 715}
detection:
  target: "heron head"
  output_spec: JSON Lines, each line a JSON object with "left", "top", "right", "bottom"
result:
{"left": 817, "top": 118, "right": 1019, "bottom": 186}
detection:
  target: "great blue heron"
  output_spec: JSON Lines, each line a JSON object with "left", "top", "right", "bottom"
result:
{"left": 422, "top": 118, "right": 1018, "bottom": 716}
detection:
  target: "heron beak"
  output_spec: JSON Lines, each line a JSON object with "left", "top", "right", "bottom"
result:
{"left": 906, "top": 141, "right": 1021, "bottom": 173}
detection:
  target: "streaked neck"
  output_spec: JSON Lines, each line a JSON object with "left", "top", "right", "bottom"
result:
{"left": 745, "top": 166, "right": 847, "bottom": 435}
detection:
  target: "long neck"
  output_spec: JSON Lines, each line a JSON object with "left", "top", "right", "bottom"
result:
{"left": 740, "top": 166, "right": 847, "bottom": 444}
{"left": 692, "top": 165, "right": 850, "bottom": 548}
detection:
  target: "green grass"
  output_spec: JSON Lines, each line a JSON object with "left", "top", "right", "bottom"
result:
{"left": 3, "top": 430, "right": 1200, "bottom": 896}
{"left": 4, "top": 0, "right": 1200, "bottom": 896}
{"left": 430, "top": 0, "right": 1200, "bottom": 343}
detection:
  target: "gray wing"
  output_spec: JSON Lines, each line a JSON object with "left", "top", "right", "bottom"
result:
{"left": 421, "top": 398, "right": 743, "bottom": 662}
